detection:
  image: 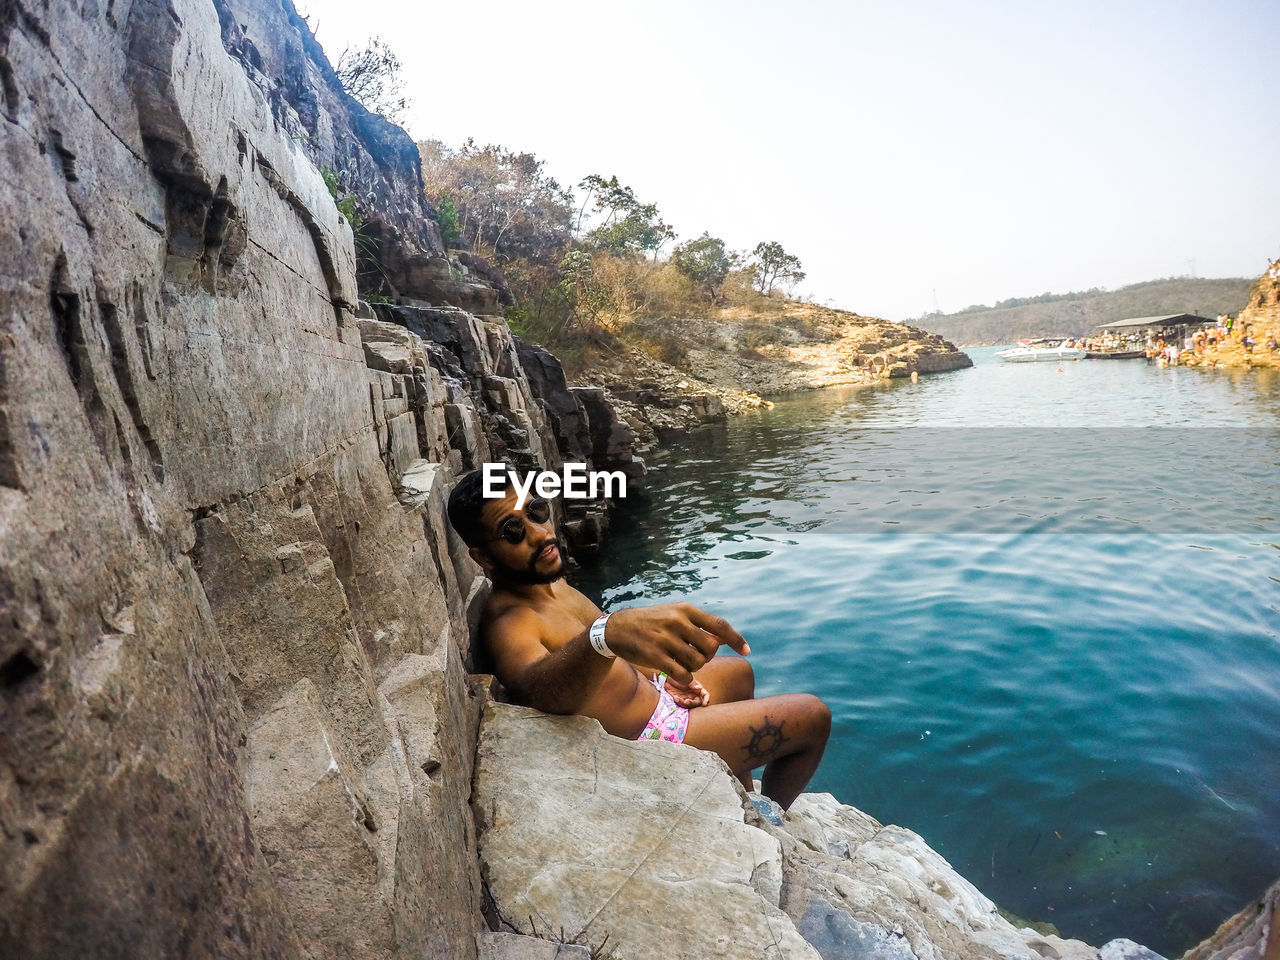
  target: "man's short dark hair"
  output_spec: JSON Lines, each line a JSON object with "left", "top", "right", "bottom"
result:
{"left": 447, "top": 466, "right": 512, "bottom": 547}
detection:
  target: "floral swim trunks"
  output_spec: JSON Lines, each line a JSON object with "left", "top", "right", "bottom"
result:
{"left": 638, "top": 673, "right": 690, "bottom": 744}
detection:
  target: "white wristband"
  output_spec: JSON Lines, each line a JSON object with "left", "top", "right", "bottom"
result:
{"left": 588, "top": 614, "right": 615, "bottom": 659}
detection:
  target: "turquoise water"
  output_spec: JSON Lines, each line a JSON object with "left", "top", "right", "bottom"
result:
{"left": 577, "top": 349, "right": 1280, "bottom": 955}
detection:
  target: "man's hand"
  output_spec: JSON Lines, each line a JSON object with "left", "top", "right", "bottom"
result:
{"left": 664, "top": 675, "right": 710, "bottom": 708}
{"left": 604, "top": 602, "right": 750, "bottom": 684}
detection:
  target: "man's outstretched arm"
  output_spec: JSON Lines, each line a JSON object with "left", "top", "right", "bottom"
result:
{"left": 488, "top": 602, "right": 750, "bottom": 715}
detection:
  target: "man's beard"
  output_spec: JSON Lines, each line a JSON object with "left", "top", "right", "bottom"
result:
{"left": 491, "top": 538, "right": 567, "bottom": 586}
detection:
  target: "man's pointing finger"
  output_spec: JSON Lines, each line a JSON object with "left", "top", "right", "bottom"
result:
{"left": 667, "top": 634, "right": 705, "bottom": 675}
{"left": 674, "top": 619, "right": 718, "bottom": 660}
{"left": 685, "top": 607, "right": 750, "bottom": 655}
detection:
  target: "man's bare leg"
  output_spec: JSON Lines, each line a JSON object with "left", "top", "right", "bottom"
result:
{"left": 694, "top": 657, "right": 754, "bottom": 705}
{"left": 683, "top": 693, "right": 830, "bottom": 810}
{"left": 687, "top": 658, "right": 757, "bottom": 790}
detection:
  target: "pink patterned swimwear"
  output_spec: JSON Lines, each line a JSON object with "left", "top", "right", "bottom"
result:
{"left": 638, "top": 673, "right": 690, "bottom": 744}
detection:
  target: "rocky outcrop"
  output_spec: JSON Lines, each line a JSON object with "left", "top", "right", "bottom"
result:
{"left": 577, "top": 309, "right": 972, "bottom": 437}
{"left": 473, "top": 700, "right": 820, "bottom": 960}
{"left": 473, "top": 696, "right": 1166, "bottom": 960}
{"left": 212, "top": 0, "right": 518, "bottom": 309}
{"left": 1181, "top": 879, "right": 1278, "bottom": 960}
{"left": 1239, "top": 261, "right": 1280, "bottom": 328}
{"left": 511, "top": 340, "right": 647, "bottom": 555}
{"left": 773, "top": 795, "right": 1101, "bottom": 960}
{"left": 212, "top": 0, "right": 446, "bottom": 285}
{"left": 574, "top": 344, "right": 772, "bottom": 441}
{"left": 1194, "top": 262, "right": 1280, "bottom": 370}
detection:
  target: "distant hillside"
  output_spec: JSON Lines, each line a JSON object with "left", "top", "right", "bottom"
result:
{"left": 911, "top": 277, "right": 1254, "bottom": 345}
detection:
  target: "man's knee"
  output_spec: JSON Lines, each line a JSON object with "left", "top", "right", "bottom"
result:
{"left": 732, "top": 658, "right": 755, "bottom": 699}
{"left": 757, "top": 693, "right": 830, "bottom": 746}
{"left": 795, "top": 693, "right": 831, "bottom": 740}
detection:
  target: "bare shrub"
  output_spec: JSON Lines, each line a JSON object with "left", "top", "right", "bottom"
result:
{"left": 335, "top": 37, "right": 409, "bottom": 123}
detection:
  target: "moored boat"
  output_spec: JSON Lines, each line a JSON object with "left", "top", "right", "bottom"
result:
{"left": 1085, "top": 350, "right": 1146, "bottom": 360}
{"left": 995, "top": 340, "right": 1088, "bottom": 363}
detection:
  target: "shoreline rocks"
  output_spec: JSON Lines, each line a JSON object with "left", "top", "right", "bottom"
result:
{"left": 473, "top": 695, "right": 1186, "bottom": 960}
{"left": 1181, "top": 879, "right": 1279, "bottom": 960}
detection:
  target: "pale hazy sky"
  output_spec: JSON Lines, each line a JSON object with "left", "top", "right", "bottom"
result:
{"left": 294, "top": 0, "right": 1279, "bottom": 320}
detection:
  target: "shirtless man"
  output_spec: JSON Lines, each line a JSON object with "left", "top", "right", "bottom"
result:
{"left": 447, "top": 467, "right": 830, "bottom": 810}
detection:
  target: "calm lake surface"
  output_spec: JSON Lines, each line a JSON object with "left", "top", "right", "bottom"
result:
{"left": 577, "top": 347, "right": 1280, "bottom": 955}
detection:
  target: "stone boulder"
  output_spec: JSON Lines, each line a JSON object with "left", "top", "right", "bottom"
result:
{"left": 515, "top": 339, "right": 595, "bottom": 466}
{"left": 392, "top": 255, "right": 501, "bottom": 314}
{"left": 473, "top": 699, "right": 820, "bottom": 960}
{"left": 570, "top": 386, "right": 646, "bottom": 485}
{"left": 454, "top": 251, "right": 516, "bottom": 306}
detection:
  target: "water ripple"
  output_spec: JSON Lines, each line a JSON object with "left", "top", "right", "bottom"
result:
{"left": 578, "top": 350, "right": 1280, "bottom": 955}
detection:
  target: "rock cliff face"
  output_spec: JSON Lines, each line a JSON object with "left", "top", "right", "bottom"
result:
{"left": 1197, "top": 263, "right": 1280, "bottom": 369}
{"left": 1240, "top": 263, "right": 1280, "bottom": 328}
{"left": 0, "top": 0, "right": 633, "bottom": 956}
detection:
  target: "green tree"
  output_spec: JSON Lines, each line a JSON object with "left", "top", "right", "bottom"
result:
{"left": 321, "top": 166, "right": 362, "bottom": 229}
{"left": 576, "top": 174, "right": 675, "bottom": 258}
{"left": 751, "top": 241, "right": 805, "bottom": 295}
{"left": 435, "top": 192, "right": 462, "bottom": 249}
{"left": 334, "top": 37, "right": 409, "bottom": 123}
{"left": 558, "top": 249, "right": 612, "bottom": 326}
{"left": 672, "top": 233, "right": 734, "bottom": 301}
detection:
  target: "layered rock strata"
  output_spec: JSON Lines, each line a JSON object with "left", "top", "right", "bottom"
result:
{"left": 1182, "top": 879, "right": 1279, "bottom": 960}
{"left": 0, "top": 0, "right": 631, "bottom": 956}
{"left": 213, "top": 0, "right": 502, "bottom": 308}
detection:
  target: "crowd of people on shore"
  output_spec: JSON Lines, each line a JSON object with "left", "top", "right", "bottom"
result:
{"left": 1145, "top": 311, "right": 1280, "bottom": 368}
{"left": 1085, "top": 257, "right": 1280, "bottom": 368}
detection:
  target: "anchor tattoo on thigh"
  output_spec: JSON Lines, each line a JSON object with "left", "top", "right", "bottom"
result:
{"left": 742, "top": 716, "right": 788, "bottom": 763}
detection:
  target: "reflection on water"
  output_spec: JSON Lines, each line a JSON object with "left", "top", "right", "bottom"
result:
{"left": 577, "top": 350, "right": 1280, "bottom": 955}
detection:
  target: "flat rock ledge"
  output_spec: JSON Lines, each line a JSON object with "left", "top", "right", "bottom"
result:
{"left": 473, "top": 698, "right": 1163, "bottom": 960}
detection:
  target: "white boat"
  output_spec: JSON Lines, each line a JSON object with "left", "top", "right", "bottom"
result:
{"left": 995, "top": 340, "right": 1087, "bottom": 363}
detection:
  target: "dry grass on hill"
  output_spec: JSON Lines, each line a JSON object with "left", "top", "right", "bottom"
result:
{"left": 531, "top": 254, "right": 970, "bottom": 397}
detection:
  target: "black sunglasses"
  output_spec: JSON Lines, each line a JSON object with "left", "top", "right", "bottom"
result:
{"left": 486, "top": 497, "right": 552, "bottom": 545}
